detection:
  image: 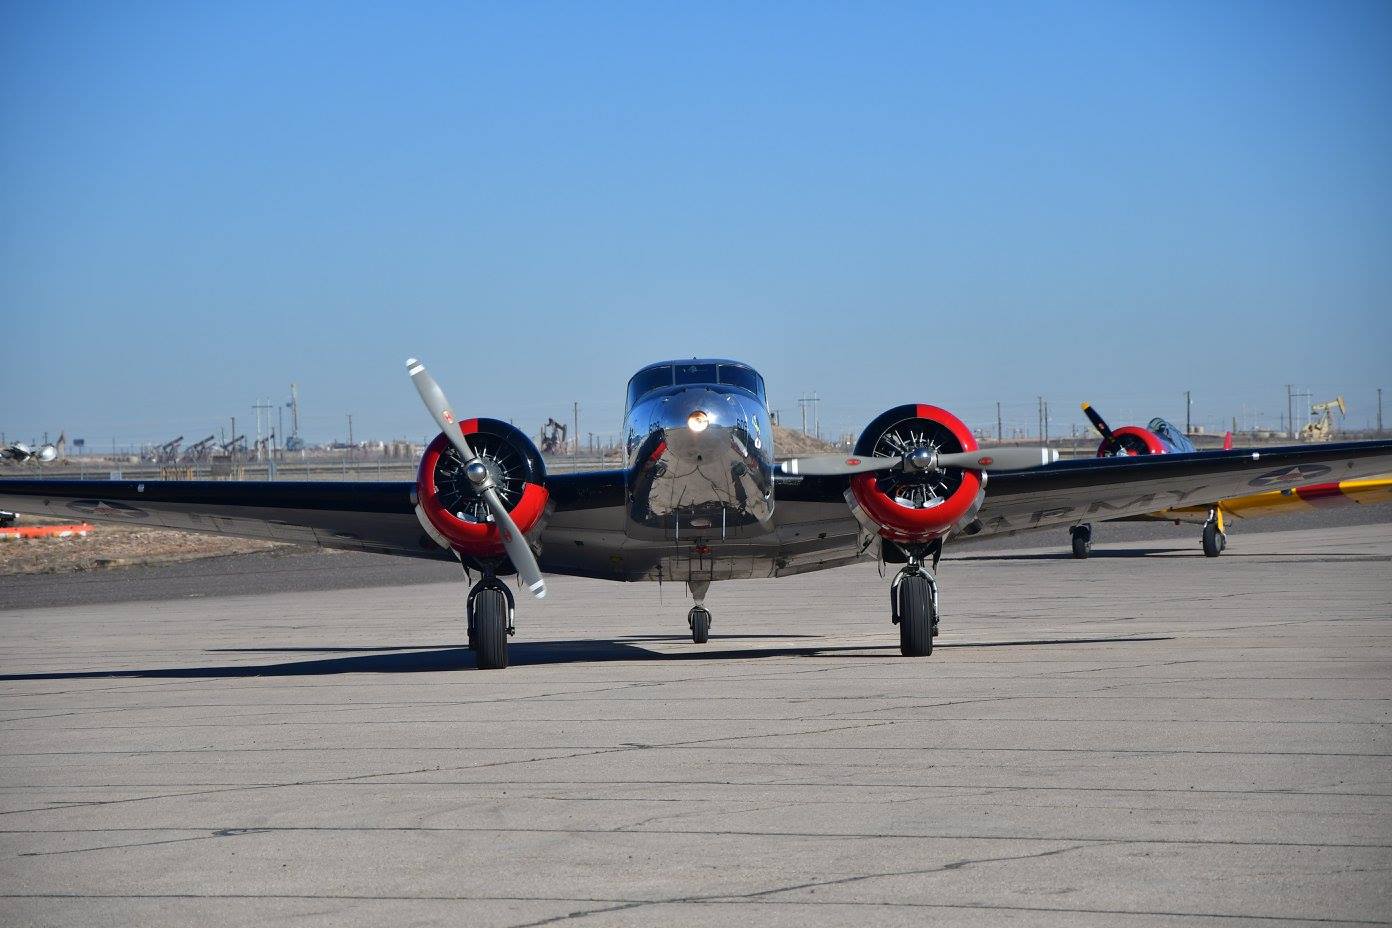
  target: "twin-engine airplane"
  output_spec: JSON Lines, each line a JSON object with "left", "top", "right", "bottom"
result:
{"left": 2, "top": 358, "right": 1390, "bottom": 670}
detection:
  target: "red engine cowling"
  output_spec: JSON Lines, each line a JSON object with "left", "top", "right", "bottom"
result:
{"left": 415, "top": 418, "right": 550, "bottom": 561}
{"left": 1096, "top": 426, "right": 1164, "bottom": 457}
{"left": 848, "top": 403, "right": 986, "bottom": 543}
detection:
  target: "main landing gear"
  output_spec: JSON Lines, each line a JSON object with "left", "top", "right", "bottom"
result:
{"left": 465, "top": 563, "right": 515, "bottom": 670}
{"left": 1203, "top": 507, "right": 1227, "bottom": 557}
{"left": 890, "top": 543, "right": 940, "bottom": 657}
{"left": 1070, "top": 523, "right": 1093, "bottom": 559}
{"left": 687, "top": 579, "right": 711, "bottom": 644}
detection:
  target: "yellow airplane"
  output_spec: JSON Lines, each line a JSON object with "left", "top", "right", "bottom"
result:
{"left": 1138, "top": 473, "right": 1392, "bottom": 556}
{"left": 1068, "top": 402, "right": 1392, "bottom": 557}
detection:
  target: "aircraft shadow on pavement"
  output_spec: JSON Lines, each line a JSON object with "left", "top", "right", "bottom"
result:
{"left": 951, "top": 547, "right": 1186, "bottom": 561}
{"left": 0, "top": 635, "right": 1171, "bottom": 680}
{"left": 951, "top": 549, "right": 1382, "bottom": 561}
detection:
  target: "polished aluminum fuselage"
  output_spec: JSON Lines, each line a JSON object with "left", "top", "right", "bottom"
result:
{"left": 623, "top": 381, "right": 775, "bottom": 541}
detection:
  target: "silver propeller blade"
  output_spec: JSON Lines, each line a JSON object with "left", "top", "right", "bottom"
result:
{"left": 778, "top": 455, "right": 899, "bottom": 476}
{"left": 778, "top": 446, "right": 1058, "bottom": 477}
{"left": 407, "top": 358, "right": 546, "bottom": 599}
{"left": 934, "top": 447, "right": 1059, "bottom": 471}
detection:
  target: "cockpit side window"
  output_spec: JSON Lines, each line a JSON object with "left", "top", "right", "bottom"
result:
{"left": 719, "top": 365, "right": 765, "bottom": 401}
{"left": 627, "top": 366, "right": 674, "bottom": 408}
{"left": 674, "top": 363, "right": 718, "bottom": 385}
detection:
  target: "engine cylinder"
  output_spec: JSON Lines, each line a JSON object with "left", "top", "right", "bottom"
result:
{"left": 848, "top": 403, "right": 984, "bottom": 542}
{"left": 415, "top": 418, "right": 549, "bottom": 559}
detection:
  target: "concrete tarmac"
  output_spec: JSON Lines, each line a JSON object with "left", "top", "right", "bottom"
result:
{"left": 2, "top": 520, "right": 1390, "bottom": 926}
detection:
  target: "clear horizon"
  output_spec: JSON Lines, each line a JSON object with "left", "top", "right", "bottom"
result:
{"left": 4, "top": 2, "right": 1389, "bottom": 447}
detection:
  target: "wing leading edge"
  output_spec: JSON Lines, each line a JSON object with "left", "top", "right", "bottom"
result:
{"left": 0, "top": 470, "right": 630, "bottom": 563}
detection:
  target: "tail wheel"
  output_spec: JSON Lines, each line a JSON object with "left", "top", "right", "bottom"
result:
{"left": 895, "top": 573, "right": 936, "bottom": 657}
{"left": 471, "top": 588, "right": 510, "bottom": 670}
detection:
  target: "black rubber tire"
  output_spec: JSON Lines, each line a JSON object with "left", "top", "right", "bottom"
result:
{"left": 1071, "top": 529, "right": 1091, "bottom": 559}
{"left": 897, "top": 574, "right": 935, "bottom": 657}
{"left": 471, "top": 589, "right": 509, "bottom": 670}
{"left": 690, "top": 607, "right": 710, "bottom": 644}
{"left": 1203, "top": 522, "right": 1225, "bottom": 558}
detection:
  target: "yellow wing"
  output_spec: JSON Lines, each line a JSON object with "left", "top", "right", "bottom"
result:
{"left": 1151, "top": 474, "right": 1392, "bottom": 525}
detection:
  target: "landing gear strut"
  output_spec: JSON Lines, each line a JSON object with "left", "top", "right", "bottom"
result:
{"left": 891, "top": 543, "right": 939, "bottom": 657}
{"left": 687, "top": 579, "right": 711, "bottom": 644}
{"left": 466, "top": 565, "right": 515, "bottom": 670}
{"left": 1202, "top": 507, "right": 1227, "bottom": 557}
{"left": 1070, "top": 523, "right": 1093, "bottom": 559}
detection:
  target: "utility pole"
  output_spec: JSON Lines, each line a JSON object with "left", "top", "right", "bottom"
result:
{"left": 797, "top": 394, "right": 820, "bottom": 436}
{"left": 253, "top": 399, "right": 275, "bottom": 463}
{"left": 1185, "top": 390, "right": 1192, "bottom": 435}
{"left": 1036, "top": 396, "right": 1043, "bottom": 442}
{"left": 996, "top": 402, "right": 1002, "bottom": 442}
{"left": 346, "top": 414, "right": 354, "bottom": 456}
{"left": 230, "top": 417, "right": 236, "bottom": 459}
{"left": 572, "top": 401, "right": 579, "bottom": 464}
{"left": 1043, "top": 400, "right": 1050, "bottom": 445}
{"left": 1286, "top": 384, "right": 1294, "bottom": 439}
{"left": 1378, "top": 388, "right": 1384, "bottom": 435}
{"left": 290, "top": 383, "right": 300, "bottom": 441}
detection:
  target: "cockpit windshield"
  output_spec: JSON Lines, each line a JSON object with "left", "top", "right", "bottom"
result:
{"left": 1148, "top": 417, "right": 1196, "bottom": 453}
{"left": 626, "top": 361, "right": 767, "bottom": 408}
{"left": 627, "top": 366, "right": 674, "bottom": 408}
{"left": 718, "top": 365, "right": 765, "bottom": 400}
{"left": 674, "top": 363, "right": 718, "bottom": 385}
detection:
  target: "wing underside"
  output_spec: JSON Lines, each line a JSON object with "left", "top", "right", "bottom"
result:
{"left": 2, "top": 440, "right": 1389, "bottom": 579}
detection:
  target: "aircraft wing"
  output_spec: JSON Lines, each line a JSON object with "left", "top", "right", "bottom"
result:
{"left": 971, "top": 440, "right": 1392, "bottom": 537}
{"left": 0, "top": 471, "right": 629, "bottom": 565}
{"left": 1136, "top": 473, "right": 1392, "bottom": 526}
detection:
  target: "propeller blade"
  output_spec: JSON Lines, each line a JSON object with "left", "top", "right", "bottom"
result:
{"left": 778, "top": 454, "right": 899, "bottom": 476}
{"left": 778, "top": 446, "right": 1059, "bottom": 477}
{"left": 935, "top": 447, "right": 1059, "bottom": 471}
{"left": 1081, "top": 402, "right": 1114, "bottom": 440}
{"left": 476, "top": 484, "right": 547, "bottom": 599}
{"left": 406, "top": 358, "right": 546, "bottom": 599}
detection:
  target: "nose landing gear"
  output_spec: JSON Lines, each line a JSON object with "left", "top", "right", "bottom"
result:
{"left": 687, "top": 579, "right": 712, "bottom": 643}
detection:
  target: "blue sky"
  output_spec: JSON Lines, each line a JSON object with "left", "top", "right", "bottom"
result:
{"left": 3, "top": 1, "right": 1389, "bottom": 447}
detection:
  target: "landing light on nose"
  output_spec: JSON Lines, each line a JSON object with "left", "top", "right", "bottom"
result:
{"left": 687, "top": 410, "right": 710, "bottom": 432}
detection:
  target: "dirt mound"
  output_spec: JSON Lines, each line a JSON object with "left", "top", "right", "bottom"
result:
{"left": 0, "top": 515, "right": 287, "bottom": 576}
{"left": 772, "top": 425, "right": 841, "bottom": 457}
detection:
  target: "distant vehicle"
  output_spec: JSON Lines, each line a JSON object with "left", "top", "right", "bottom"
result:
{"left": 2, "top": 359, "right": 1390, "bottom": 670}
